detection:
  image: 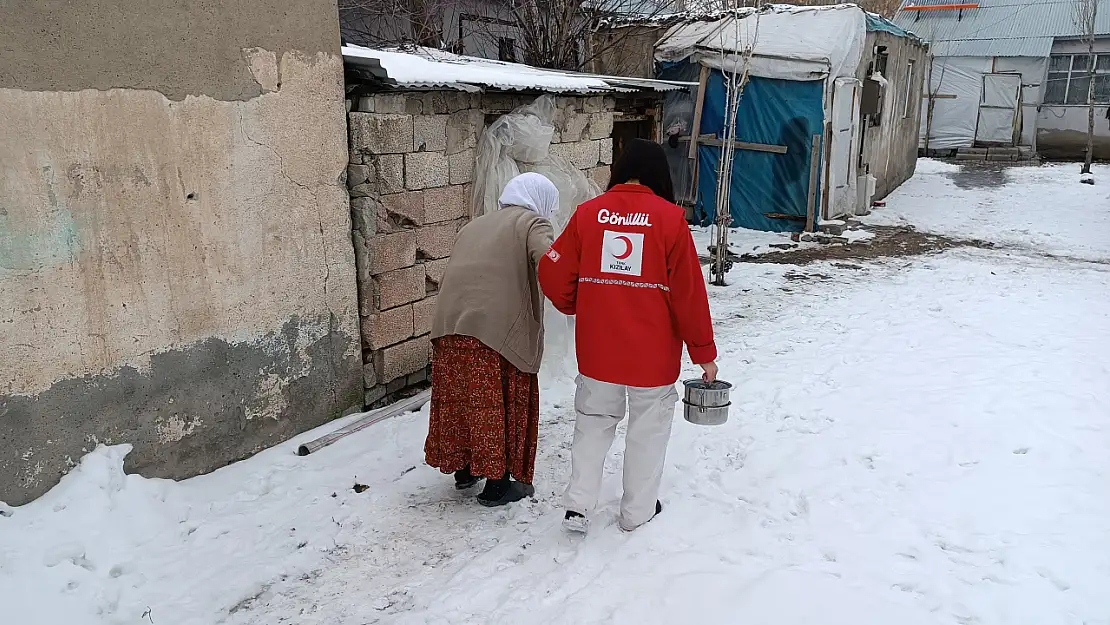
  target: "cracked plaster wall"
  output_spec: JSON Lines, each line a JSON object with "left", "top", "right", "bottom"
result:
{"left": 0, "top": 1, "right": 361, "bottom": 504}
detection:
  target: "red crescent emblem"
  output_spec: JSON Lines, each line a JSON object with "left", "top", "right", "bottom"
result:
{"left": 613, "top": 236, "right": 633, "bottom": 260}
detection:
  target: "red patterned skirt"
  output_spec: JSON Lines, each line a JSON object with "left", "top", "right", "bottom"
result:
{"left": 424, "top": 335, "right": 540, "bottom": 484}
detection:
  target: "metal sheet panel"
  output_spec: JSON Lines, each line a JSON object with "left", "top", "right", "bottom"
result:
{"left": 895, "top": 0, "right": 1110, "bottom": 55}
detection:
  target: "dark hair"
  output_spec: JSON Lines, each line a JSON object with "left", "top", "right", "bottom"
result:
{"left": 607, "top": 138, "right": 676, "bottom": 203}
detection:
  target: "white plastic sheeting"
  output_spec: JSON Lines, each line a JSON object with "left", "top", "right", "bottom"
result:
{"left": 655, "top": 4, "right": 867, "bottom": 82}
{"left": 975, "top": 73, "right": 1021, "bottom": 145}
{"left": 920, "top": 56, "right": 992, "bottom": 149}
{"left": 471, "top": 96, "right": 603, "bottom": 382}
{"left": 994, "top": 57, "right": 1048, "bottom": 148}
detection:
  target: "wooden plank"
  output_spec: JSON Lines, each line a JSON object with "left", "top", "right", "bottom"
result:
{"left": 678, "top": 134, "right": 788, "bottom": 154}
{"left": 687, "top": 65, "right": 710, "bottom": 160}
{"left": 820, "top": 121, "right": 832, "bottom": 225}
{"left": 805, "top": 133, "right": 821, "bottom": 233}
{"left": 696, "top": 134, "right": 788, "bottom": 154}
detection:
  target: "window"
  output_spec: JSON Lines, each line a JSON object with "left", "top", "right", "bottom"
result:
{"left": 904, "top": 60, "right": 916, "bottom": 118}
{"left": 1044, "top": 53, "right": 1110, "bottom": 105}
{"left": 498, "top": 37, "right": 516, "bottom": 63}
{"left": 867, "top": 47, "right": 890, "bottom": 127}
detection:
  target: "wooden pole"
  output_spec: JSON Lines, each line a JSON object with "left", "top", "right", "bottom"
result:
{"left": 688, "top": 65, "right": 710, "bottom": 160}
{"left": 805, "top": 133, "right": 821, "bottom": 233}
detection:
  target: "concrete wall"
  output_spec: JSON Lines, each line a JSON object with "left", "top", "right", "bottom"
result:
{"left": 858, "top": 31, "right": 929, "bottom": 200}
{"left": 1037, "top": 37, "right": 1110, "bottom": 160}
{"left": 346, "top": 91, "right": 614, "bottom": 406}
{"left": 0, "top": 0, "right": 362, "bottom": 505}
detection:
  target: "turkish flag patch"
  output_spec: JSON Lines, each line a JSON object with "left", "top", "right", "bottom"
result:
{"left": 546, "top": 248, "right": 561, "bottom": 262}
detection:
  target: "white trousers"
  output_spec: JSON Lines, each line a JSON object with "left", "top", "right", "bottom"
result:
{"left": 563, "top": 374, "right": 680, "bottom": 530}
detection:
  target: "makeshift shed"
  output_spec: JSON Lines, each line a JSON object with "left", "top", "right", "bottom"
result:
{"left": 895, "top": 0, "right": 1110, "bottom": 158}
{"left": 655, "top": 4, "right": 926, "bottom": 232}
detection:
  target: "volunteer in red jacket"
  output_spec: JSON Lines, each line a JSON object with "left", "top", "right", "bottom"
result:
{"left": 538, "top": 138, "right": 717, "bottom": 533}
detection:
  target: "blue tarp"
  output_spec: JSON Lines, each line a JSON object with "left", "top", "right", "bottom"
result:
{"left": 694, "top": 70, "right": 825, "bottom": 232}
{"left": 865, "top": 12, "right": 919, "bottom": 40}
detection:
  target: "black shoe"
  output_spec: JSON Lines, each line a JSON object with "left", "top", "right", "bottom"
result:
{"left": 476, "top": 480, "right": 535, "bottom": 507}
{"left": 454, "top": 466, "right": 480, "bottom": 490}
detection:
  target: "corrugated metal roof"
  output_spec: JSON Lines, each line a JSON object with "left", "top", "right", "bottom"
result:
{"left": 931, "top": 35, "right": 1055, "bottom": 56}
{"left": 894, "top": 0, "right": 1110, "bottom": 56}
{"left": 342, "top": 46, "right": 693, "bottom": 94}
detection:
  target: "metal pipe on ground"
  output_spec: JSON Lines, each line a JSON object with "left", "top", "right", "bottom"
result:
{"left": 296, "top": 389, "right": 432, "bottom": 456}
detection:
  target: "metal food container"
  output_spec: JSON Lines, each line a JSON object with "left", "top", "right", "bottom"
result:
{"left": 682, "top": 379, "right": 732, "bottom": 426}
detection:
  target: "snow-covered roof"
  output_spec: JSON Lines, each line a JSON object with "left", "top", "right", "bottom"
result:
{"left": 655, "top": 4, "right": 869, "bottom": 81}
{"left": 342, "top": 46, "right": 693, "bottom": 94}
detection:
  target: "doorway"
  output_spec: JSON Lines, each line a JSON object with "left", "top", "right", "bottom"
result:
{"left": 975, "top": 73, "right": 1022, "bottom": 146}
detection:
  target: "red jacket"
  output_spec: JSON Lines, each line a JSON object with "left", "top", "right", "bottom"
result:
{"left": 538, "top": 184, "right": 717, "bottom": 388}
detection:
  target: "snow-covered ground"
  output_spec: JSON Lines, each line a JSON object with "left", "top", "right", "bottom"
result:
{"left": 864, "top": 159, "right": 1110, "bottom": 262}
{"left": 4, "top": 161, "right": 1110, "bottom": 625}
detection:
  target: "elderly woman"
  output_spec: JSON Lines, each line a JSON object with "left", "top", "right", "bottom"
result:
{"left": 425, "top": 172, "right": 558, "bottom": 507}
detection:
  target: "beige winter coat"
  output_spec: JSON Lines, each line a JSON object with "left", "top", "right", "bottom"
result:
{"left": 430, "top": 206, "right": 555, "bottom": 374}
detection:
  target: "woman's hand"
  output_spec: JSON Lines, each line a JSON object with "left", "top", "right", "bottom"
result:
{"left": 699, "top": 361, "right": 718, "bottom": 383}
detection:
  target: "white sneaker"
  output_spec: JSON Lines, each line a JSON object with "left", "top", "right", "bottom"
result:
{"left": 562, "top": 511, "right": 589, "bottom": 534}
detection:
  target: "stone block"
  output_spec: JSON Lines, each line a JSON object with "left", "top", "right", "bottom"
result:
{"left": 422, "top": 92, "right": 451, "bottom": 115}
{"left": 447, "top": 93, "right": 478, "bottom": 112}
{"left": 583, "top": 96, "right": 604, "bottom": 113}
{"left": 348, "top": 164, "right": 372, "bottom": 189}
{"left": 407, "top": 367, "right": 429, "bottom": 386}
{"left": 416, "top": 222, "right": 459, "bottom": 260}
{"left": 560, "top": 112, "right": 590, "bottom": 143}
{"left": 370, "top": 230, "right": 417, "bottom": 275}
{"left": 587, "top": 166, "right": 611, "bottom": 189}
{"left": 482, "top": 93, "right": 517, "bottom": 112}
{"left": 414, "top": 115, "right": 449, "bottom": 152}
{"left": 350, "top": 196, "right": 380, "bottom": 236}
{"left": 423, "top": 257, "right": 450, "bottom": 288}
{"left": 377, "top": 336, "right": 432, "bottom": 382}
{"left": 557, "top": 97, "right": 580, "bottom": 113}
{"left": 551, "top": 140, "right": 601, "bottom": 170}
{"left": 365, "top": 385, "right": 387, "bottom": 407}
{"left": 356, "top": 96, "right": 374, "bottom": 112}
{"left": 412, "top": 295, "right": 437, "bottom": 336}
{"left": 599, "top": 138, "right": 613, "bottom": 165}
{"left": 362, "top": 304, "right": 414, "bottom": 350}
{"left": 352, "top": 229, "right": 371, "bottom": 286}
{"left": 589, "top": 112, "right": 614, "bottom": 140}
{"left": 371, "top": 94, "right": 408, "bottom": 114}
{"left": 449, "top": 149, "right": 476, "bottom": 184}
{"left": 358, "top": 277, "right": 376, "bottom": 317}
{"left": 363, "top": 361, "right": 377, "bottom": 389}
{"left": 423, "top": 184, "right": 470, "bottom": 223}
{"left": 381, "top": 191, "right": 425, "bottom": 227}
{"left": 371, "top": 154, "right": 405, "bottom": 195}
{"left": 447, "top": 109, "right": 484, "bottom": 155}
{"left": 375, "top": 265, "right": 426, "bottom": 310}
{"left": 349, "top": 113, "right": 413, "bottom": 155}
{"left": 405, "top": 152, "right": 450, "bottom": 190}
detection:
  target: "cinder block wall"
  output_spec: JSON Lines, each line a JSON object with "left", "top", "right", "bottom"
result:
{"left": 346, "top": 91, "right": 614, "bottom": 406}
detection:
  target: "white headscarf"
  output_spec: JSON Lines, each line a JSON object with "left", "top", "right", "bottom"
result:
{"left": 497, "top": 172, "right": 559, "bottom": 220}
